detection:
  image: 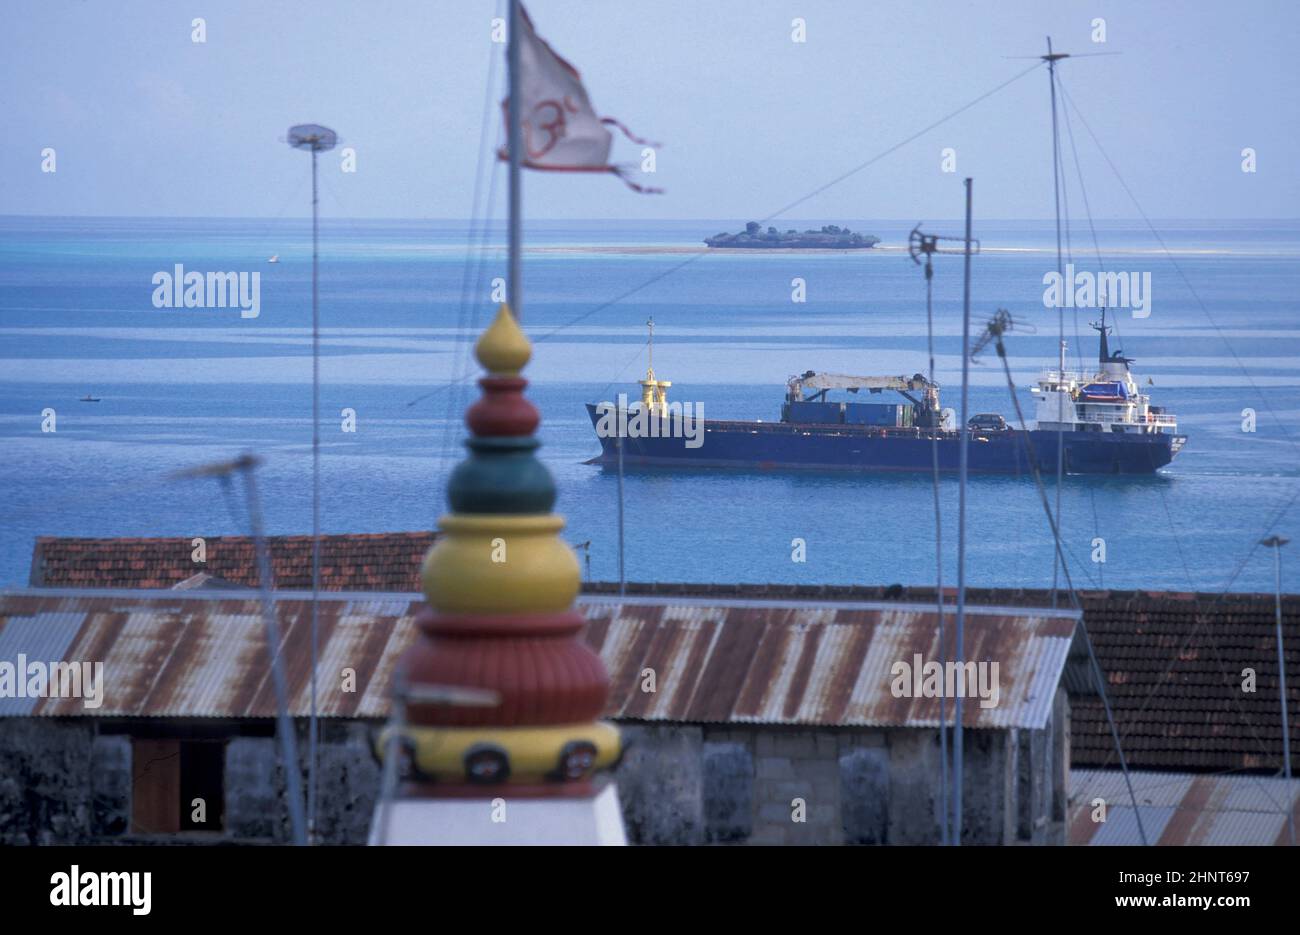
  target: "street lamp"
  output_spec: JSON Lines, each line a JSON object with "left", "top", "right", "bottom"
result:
{"left": 287, "top": 123, "right": 337, "bottom": 842}
{"left": 1260, "top": 534, "right": 1295, "bottom": 846}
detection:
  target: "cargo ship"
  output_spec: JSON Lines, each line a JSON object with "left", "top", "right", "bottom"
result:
{"left": 585, "top": 312, "right": 1185, "bottom": 475}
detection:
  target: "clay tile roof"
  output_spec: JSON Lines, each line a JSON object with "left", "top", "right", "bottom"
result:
{"left": 29, "top": 532, "right": 434, "bottom": 593}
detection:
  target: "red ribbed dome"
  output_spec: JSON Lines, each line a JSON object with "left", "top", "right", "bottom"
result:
{"left": 467, "top": 376, "right": 539, "bottom": 437}
{"left": 403, "top": 613, "right": 610, "bottom": 727}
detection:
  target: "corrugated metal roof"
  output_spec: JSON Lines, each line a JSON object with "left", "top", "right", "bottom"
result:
{"left": 0, "top": 612, "right": 85, "bottom": 715}
{"left": 1069, "top": 769, "right": 1300, "bottom": 846}
{"left": 0, "top": 589, "right": 1076, "bottom": 728}
{"left": 582, "top": 596, "right": 1076, "bottom": 729}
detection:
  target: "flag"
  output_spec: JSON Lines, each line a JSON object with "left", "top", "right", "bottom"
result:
{"left": 501, "top": 6, "right": 662, "bottom": 193}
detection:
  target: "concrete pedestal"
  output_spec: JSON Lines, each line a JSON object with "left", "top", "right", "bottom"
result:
{"left": 369, "top": 783, "right": 626, "bottom": 846}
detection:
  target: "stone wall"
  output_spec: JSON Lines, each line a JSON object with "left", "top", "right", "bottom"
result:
{"left": 0, "top": 718, "right": 380, "bottom": 845}
{"left": 2, "top": 706, "right": 1069, "bottom": 845}
{"left": 223, "top": 722, "right": 380, "bottom": 844}
{"left": 611, "top": 702, "right": 1070, "bottom": 846}
{"left": 0, "top": 718, "right": 96, "bottom": 844}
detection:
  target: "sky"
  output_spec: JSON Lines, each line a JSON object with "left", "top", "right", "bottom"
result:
{"left": 3, "top": 0, "right": 1298, "bottom": 220}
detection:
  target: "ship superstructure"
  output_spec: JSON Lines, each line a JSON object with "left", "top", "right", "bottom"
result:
{"left": 1032, "top": 310, "right": 1180, "bottom": 441}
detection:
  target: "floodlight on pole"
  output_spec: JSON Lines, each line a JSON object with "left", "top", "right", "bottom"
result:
{"left": 287, "top": 122, "right": 337, "bottom": 843}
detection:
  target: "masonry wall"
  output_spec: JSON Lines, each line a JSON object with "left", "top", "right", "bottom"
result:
{"left": 613, "top": 698, "right": 1070, "bottom": 845}
{"left": 1, "top": 703, "right": 1068, "bottom": 845}
{"left": 0, "top": 718, "right": 97, "bottom": 844}
{"left": 0, "top": 717, "right": 379, "bottom": 845}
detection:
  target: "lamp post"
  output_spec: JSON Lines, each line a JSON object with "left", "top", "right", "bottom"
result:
{"left": 287, "top": 123, "right": 337, "bottom": 841}
{"left": 1260, "top": 534, "right": 1295, "bottom": 846}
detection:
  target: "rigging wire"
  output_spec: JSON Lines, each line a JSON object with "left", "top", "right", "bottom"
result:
{"left": 988, "top": 319, "right": 1149, "bottom": 845}
{"left": 595, "top": 340, "right": 650, "bottom": 403}
{"left": 1047, "top": 51, "right": 1067, "bottom": 608}
{"left": 1056, "top": 78, "right": 1297, "bottom": 455}
{"left": 767, "top": 61, "right": 1045, "bottom": 222}
{"left": 241, "top": 163, "right": 311, "bottom": 264}
{"left": 377, "top": 2, "right": 507, "bottom": 831}
{"left": 1089, "top": 511, "right": 1295, "bottom": 784}
{"left": 1056, "top": 83, "right": 1106, "bottom": 589}
{"left": 1087, "top": 577, "right": 1296, "bottom": 808}
{"left": 998, "top": 316, "right": 1292, "bottom": 838}
{"left": 437, "top": 35, "right": 506, "bottom": 495}
{"left": 403, "top": 60, "right": 1047, "bottom": 408}
{"left": 1054, "top": 79, "right": 1300, "bottom": 785}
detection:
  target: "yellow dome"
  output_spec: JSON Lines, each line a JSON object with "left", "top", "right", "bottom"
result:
{"left": 475, "top": 303, "right": 532, "bottom": 375}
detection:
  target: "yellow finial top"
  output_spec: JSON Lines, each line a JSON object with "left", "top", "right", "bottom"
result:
{"left": 475, "top": 303, "right": 531, "bottom": 375}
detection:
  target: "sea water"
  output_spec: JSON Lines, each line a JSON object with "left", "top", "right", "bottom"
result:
{"left": 1, "top": 216, "right": 1297, "bottom": 593}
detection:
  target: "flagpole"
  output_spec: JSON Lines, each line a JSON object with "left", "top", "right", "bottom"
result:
{"left": 507, "top": 0, "right": 523, "bottom": 321}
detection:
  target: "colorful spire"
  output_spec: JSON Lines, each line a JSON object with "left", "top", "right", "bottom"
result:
{"left": 378, "top": 304, "right": 620, "bottom": 801}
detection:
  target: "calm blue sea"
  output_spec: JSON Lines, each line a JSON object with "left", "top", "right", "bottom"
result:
{"left": 1, "top": 216, "right": 1298, "bottom": 593}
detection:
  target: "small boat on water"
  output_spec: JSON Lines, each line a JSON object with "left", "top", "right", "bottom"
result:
{"left": 79, "top": 395, "right": 100, "bottom": 402}
{"left": 268, "top": 255, "right": 280, "bottom": 263}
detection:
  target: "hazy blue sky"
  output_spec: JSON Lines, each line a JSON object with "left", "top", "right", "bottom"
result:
{"left": 4, "top": 1, "right": 1297, "bottom": 220}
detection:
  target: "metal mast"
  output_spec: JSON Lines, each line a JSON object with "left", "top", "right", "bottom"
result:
{"left": 954, "top": 176, "right": 973, "bottom": 844}
{"left": 1045, "top": 37, "right": 1068, "bottom": 607}
{"left": 287, "top": 123, "right": 337, "bottom": 841}
{"left": 173, "top": 454, "right": 308, "bottom": 845}
{"left": 1261, "top": 535, "right": 1295, "bottom": 845}
{"left": 507, "top": 0, "right": 523, "bottom": 321}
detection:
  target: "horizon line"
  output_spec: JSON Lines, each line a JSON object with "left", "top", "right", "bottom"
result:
{"left": 3, "top": 214, "right": 1299, "bottom": 224}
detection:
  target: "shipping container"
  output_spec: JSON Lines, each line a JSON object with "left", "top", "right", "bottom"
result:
{"left": 783, "top": 401, "right": 845, "bottom": 424}
{"left": 844, "top": 402, "right": 908, "bottom": 426}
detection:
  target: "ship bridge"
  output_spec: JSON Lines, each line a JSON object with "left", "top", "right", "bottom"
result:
{"left": 1031, "top": 313, "right": 1178, "bottom": 436}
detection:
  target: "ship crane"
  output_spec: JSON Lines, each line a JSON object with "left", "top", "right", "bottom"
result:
{"left": 788, "top": 371, "right": 942, "bottom": 426}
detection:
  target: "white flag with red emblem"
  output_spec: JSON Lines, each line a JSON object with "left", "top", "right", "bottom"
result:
{"left": 501, "top": 6, "right": 662, "bottom": 193}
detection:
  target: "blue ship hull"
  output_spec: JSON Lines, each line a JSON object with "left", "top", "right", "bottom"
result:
{"left": 585, "top": 405, "right": 1184, "bottom": 475}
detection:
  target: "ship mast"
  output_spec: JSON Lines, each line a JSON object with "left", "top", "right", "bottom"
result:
{"left": 1024, "top": 36, "right": 1150, "bottom": 848}
{"left": 1094, "top": 307, "right": 1110, "bottom": 364}
{"left": 1043, "top": 36, "right": 1068, "bottom": 607}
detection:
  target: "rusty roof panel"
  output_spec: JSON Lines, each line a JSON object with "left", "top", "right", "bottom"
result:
{"left": 0, "top": 592, "right": 426, "bottom": 718}
{"left": 0, "top": 590, "right": 1077, "bottom": 728}
{"left": 583, "top": 597, "right": 1077, "bottom": 729}
{"left": 0, "top": 612, "right": 86, "bottom": 715}
{"left": 1070, "top": 769, "right": 1300, "bottom": 846}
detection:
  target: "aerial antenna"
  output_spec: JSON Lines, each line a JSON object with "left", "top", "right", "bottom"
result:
{"left": 908, "top": 225, "right": 979, "bottom": 264}
{"left": 1024, "top": 36, "right": 1110, "bottom": 607}
{"left": 908, "top": 208, "right": 980, "bottom": 847}
{"left": 1002, "top": 50, "right": 1121, "bottom": 60}
{"left": 971, "top": 309, "right": 1036, "bottom": 363}
{"left": 171, "top": 453, "right": 308, "bottom": 845}
{"left": 286, "top": 121, "right": 338, "bottom": 843}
